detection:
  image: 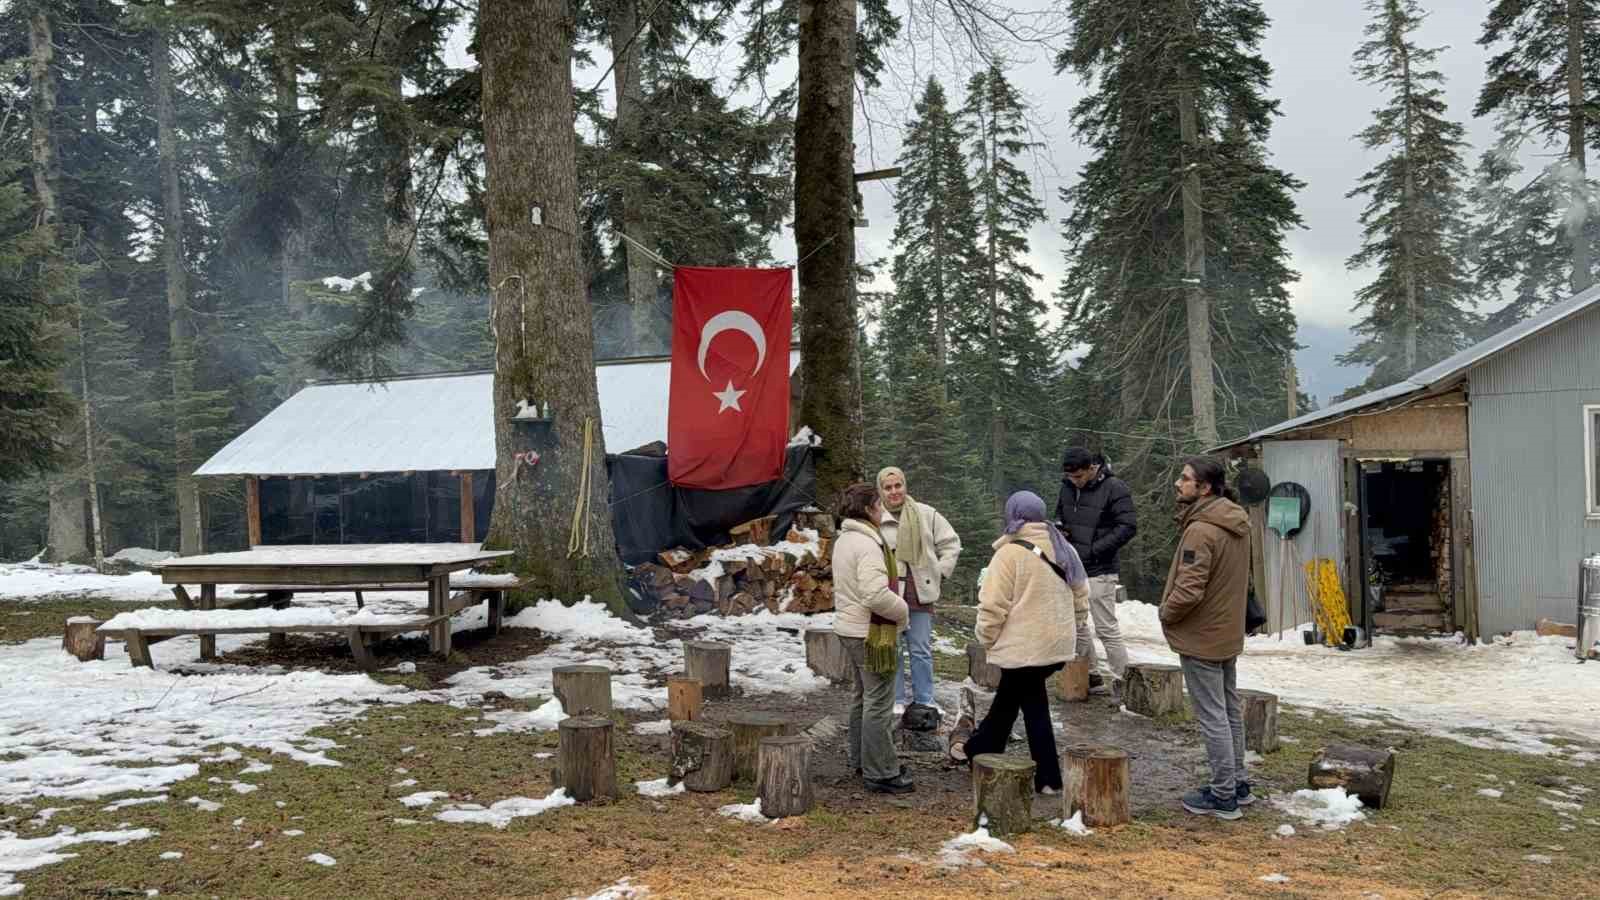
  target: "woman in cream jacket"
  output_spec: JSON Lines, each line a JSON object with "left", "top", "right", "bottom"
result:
{"left": 951, "top": 491, "right": 1088, "bottom": 793}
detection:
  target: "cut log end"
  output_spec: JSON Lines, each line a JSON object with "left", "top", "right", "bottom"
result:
{"left": 726, "top": 711, "right": 796, "bottom": 783}
{"left": 972, "top": 753, "right": 1035, "bottom": 838}
{"left": 755, "top": 735, "right": 813, "bottom": 818}
{"left": 667, "top": 676, "right": 703, "bottom": 722}
{"left": 1238, "top": 689, "right": 1279, "bottom": 754}
{"left": 966, "top": 643, "right": 1002, "bottom": 690}
{"left": 670, "top": 720, "right": 734, "bottom": 792}
{"left": 556, "top": 714, "right": 618, "bottom": 802}
{"left": 1061, "top": 744, "right": 1130, "bottom": 827}
{"left": 552, "top": 664, "right": 613, "bottom": 717}
{"left": 1122, "top": 663, "right": 1187, "bottom": 719}
{"left": 1309, "top": 743, "right": 1395, "bottom": 810}
{"left": 63, "top": 618, "right": 105, "bottom": 662}
{"left": 684, "top": 640, "right": 732, "bottom": 699}
{"left": 1053, "top": 655, "right": 1090, "bottom": 702}
{"left": 804, "top": 627, "right": 851, "bottom": 684}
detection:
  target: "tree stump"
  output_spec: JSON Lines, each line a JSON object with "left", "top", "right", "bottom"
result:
{"left": 1308, "top": 743, "right": 1395, "bottom": 809}
{"left": 1052, "top": 655, "right": 1090, "bottom": 702}
{"left": 1122, "top": 663, "right": 1186, "bottom": 719}
{"left": 755, "top": 735, "right": 813, "bottom": 817}
{"left": 966, "top": 643, "right": 1002, "bottom": 690}
{"left": 804, "top": 627, "right": 851, "bottom": 683}
{"left": 555, "top": 715, "right": 617, "bottom": 802}
{"left": 972, "top": 754, "right": 1034, "bottom": 838}
{"left": 62, "top": 617, "right": 105, "bottom": 662}
{"left": 667, "top": 676, "right": 703, "bottom": 722}
{"left": 685, "top": 640, "right": 732, "bottom": 698}
{"left": 552, "top": 664, "right": 613, "bottom": 717}
{"left": 1061, "top": 744, "right": 1131, "bottom": 827}
{"left": 1239, "top": 689, "right": 1279, "bottom": 753}
{"left": 726, "top": 711, "right": 795, "bottom": 782}
{"left": 669, "top": 720, "right": 734, "bottom": 791}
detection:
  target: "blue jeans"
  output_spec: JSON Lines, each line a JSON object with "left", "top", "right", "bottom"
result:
{"left": 894, "top": 610, "right": 935, "bottom": 706}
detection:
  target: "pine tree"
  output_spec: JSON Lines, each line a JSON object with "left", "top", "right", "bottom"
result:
{"left": 1339, "top": 0, "right": 1477, "bottom": 390}
{"left": 1476, "top": 0, "right": 1600, "bottom": 297}
{"left": 957, "top": 63, "right": 1055, "bottom": 504}
{"left": 1465, "top": 137, "right": 1569, "bottom": 334}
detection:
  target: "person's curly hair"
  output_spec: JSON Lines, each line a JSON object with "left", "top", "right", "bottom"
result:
{"left": 836, "top": 481, "right": 880, "bottom": 523}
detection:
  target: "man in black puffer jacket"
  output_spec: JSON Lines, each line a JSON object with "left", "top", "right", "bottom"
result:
{"left": 1054, "top": 448, "right": 1136, "bottom": 689}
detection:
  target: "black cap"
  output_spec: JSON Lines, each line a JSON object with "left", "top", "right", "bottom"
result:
{"left": 1062, "top": 447, "right": 1095, "bottom": 471}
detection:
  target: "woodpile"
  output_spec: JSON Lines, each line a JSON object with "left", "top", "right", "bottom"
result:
{"left": 630, "top": 511, "right": 838, "bottom": 619}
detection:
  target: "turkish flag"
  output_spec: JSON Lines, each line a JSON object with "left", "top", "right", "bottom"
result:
{"left": 668, "top": 266, "right": 793, "bottom": 489}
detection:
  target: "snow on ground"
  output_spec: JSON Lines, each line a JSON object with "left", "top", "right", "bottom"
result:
{"left": 432, "top": 790, "right": 574, "bottom": 828}
{"left": 0, "top": 560, "right": 175, "bottom": 604}
{"left": 573, "top": 877, "right": 652, "bottom": 899}
{"left": 1113, "top": 600, "right": 1600, "bottom": 757}
{"left": 716, "top": 799, "right": 767, "bottom": 823}
{"left": 1054, "top": 811, "right": 1093, "bottom": 836}
{"left": 634, "top": 778, "right": 685, "bottom": 798}
{"left": 304, "top": 852, "right": 337, "bottom": 866}
{"left": 0, "top": 827, "right": 156, "bottom": 897}
{"left": 937, "top": 826, "right": 1015, "bottom": 867}
{"left": 106, "top": 548, "right": 176, "bottom": 568}
{"left": 1270, "top": 788, "right": 1367, "bottom": 830}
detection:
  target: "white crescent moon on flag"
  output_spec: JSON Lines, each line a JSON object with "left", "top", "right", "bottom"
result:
{"left": 696, "top": 310, "right": 768, "bottom": 381}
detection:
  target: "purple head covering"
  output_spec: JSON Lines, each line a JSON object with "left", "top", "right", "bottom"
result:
{"left": 1004, "top": 491, "right": 1088, "bottom": 588}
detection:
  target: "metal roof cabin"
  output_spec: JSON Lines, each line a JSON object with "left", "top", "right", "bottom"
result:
{"left": 1212, "top": 284, "right": 1600, "bottom": 639}
{"left": 196, "top": 353, "right": 800, "bottom": 550}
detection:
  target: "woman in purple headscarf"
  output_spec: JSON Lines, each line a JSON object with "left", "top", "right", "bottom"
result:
{"left": 950, "top": 491, "right": 1089, "bottom": 793}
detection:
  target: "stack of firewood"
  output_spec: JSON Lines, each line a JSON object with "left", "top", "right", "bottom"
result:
{"left": 631, "top": 509, "right": 838, "bottom": 619}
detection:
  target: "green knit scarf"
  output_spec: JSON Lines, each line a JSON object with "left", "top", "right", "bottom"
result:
{"left": 886, "top": 496, "right": 925, "bottom": 574}
{"left": 862, "top": 520, "right": 900, "bottom": 676}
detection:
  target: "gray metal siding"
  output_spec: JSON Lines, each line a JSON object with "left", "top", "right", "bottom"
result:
{"left": 1261, "top": 440, "right": 1344, "bottom": 634}
{"left": 1470, "top": 303, "right": 1600, "bottom": 633}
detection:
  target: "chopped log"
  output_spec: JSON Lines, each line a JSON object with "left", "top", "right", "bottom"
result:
{"left": 792, "top": 506, "right": 836, "bottom": 538}
{"left": 755, "top": 735, "right": 813, "bottom": 817}
{"left": 1061, "top": 744, "right": 1130, "bottom": 827}
{"left": 62, "top": 617, "right": 105, "bottom": 662}
{"left": 1239, "top": 689, "right": 1280, "bottom": 754}
{"left": 804, "top": 627, "right": 851, "bottom": 684}
{"left": 684, "top": 640, "right": 732, "bottom": 698}
{"left": 966, "top": 643, "right": 1002, "bottom": 690}
{"left": 971, "top": 753, "right": 1034, "bottom": 837}
{"left": 555, "top": 715, "right": 617, "bottom": 802}
{"left": 1536, "top": 618, "right": 1578, "bottom": 638}
{"left": 726, "top": 711, "right": 796, "bottom": 782}
{"left": 1122, "top": 663, "right": 1187, "bottom": 719}
{"left": 552, "top": 664, "right": 613, "bottom": 717}
{"left": 669, "top": 720, "right": 734, "bottom": 791}
{"left": 667, "top": 676, "right": 703, "bottom": 722}
{"left": 1308, "top": 743, "right": 1396, "bottom": 809}
{"left": 730, "top": 515, "right": 777, "bottom": 546}
{"left": 1053, "top": 655, "right": 1090, "bottom": 702}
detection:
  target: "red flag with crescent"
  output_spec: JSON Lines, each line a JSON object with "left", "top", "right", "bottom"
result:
{"left": 668, "top": 266, "right": 793, "bottom": 489}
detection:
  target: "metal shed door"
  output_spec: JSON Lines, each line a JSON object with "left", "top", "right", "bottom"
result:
{"left": 1261, "top": 440, "right": 1344, "bottom": 636}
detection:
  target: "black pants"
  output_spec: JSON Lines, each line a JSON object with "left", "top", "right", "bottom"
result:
{"left": 964, "top": 663, "right": 1064, "bottom": 790}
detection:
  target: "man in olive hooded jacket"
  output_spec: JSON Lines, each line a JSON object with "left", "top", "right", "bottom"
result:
{"left": 1160, "top": 456, "right": 1252, "bottom": 820}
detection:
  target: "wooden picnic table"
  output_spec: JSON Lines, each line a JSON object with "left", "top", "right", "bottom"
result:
{"left": 130, "top": 543, "right": 514, "bottom": 667}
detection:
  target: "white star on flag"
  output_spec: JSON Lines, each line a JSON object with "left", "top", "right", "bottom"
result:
{"left": 713, "top": 380, "right": 747, "bottom": 413}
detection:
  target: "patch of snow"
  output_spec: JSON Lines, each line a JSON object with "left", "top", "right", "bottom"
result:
{"left": 107, "top": 548, "right": 176, "bottom": 568}
{"left": 103, "top": 795, "right": 167, "bottom": 812}
{"left": 281, "top": 829, "right": 305, "bottom": 837}
{"left": 1270, "top": 788, "right": 1366, "bottom": 830}
{"left": 573, "top": 876, "right": 652, "bottom": 899}
{"left": 634, "top": 778, "right": 685, "bottom": 798}
{"left": 240, "top": 761, "right": 273, "bottom": 775}
{"left": 392, "top": 818, "right": 418, "bottom": 825}
{"left": 100, "top": 607, "right": 428, "bottom": 631}
{"left": 247, "top": 840, "right": 263, "bottom": 850}
{"left": 183, "top": 797, "right": 221, "bottom": 813}
{"left": 1275, "top": 824, "right": 1295, "bottom": 837}
{"left": 392, "top": 779, "right": 418, "bottom": 788}
{"left": 716, "top": 799, "right": 767, "bottom": 823}
{"left": 1477, "top": 788, "right": 1503, "bottom": 799}
{"left": 320, "top": 272, "right": 372, "bottom": 293}
{"left": 1538, "top": 797, "right": 1583, "bottom": 812}
{"left": 387, "top": 662, "right": 417, "bottom": 674}
{"left": 0, "top": 827, "right": 154, "bottom": 897}
{"left": 229, "top": 783, "right": 257, "bottom": 795}
{"left": 533, "top": 753, "right": 553, "bottom": 760}
{"left": 433, "top": 789, "right": 575, "bottom": 828}
{"left": 1055, "top": 811, "right": 1092, "bottom": 836}
{"left": 0, "top": 561, "right": 172, "bottom": 604}
{"left": 1259, "top": 873, "right": 1291, "bottom": 883}
{"left": 304, "top": 852, "right": 337, "bottom": 866}
{"left": 159, "top": 851, "right": 182, "bottom": 860}
{"left": 632, "top": 720, "right": 672, "bottom": 736}
{"left": 473, "top": 698, "right": 566, "bottom": 736}
{"left": 1524, "top": 854, "right": 1553, "bottom": 864}
{"left": 398, "top": 791, "right": 449, "bottom": 809}
{"left": 937, "top": 825, "right": 1014, "bottom": 867}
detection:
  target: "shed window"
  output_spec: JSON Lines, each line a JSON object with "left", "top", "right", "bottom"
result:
{"left": 1589, "top": 405, "right": 1600, "bottom": 516}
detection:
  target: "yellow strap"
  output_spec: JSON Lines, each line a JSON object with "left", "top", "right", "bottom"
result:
{"left": 568, "top": 417, "right": 595, "bottom": 559}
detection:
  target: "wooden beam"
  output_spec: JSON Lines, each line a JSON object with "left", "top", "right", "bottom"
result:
{"left": 852, "top": 167, "right": 901, "bottom": 182}
{"left": 245, "top": 476, "right": 262, "bottom": 547}
{"left": 460, "top": 472, "right": 475, "bottom": 543}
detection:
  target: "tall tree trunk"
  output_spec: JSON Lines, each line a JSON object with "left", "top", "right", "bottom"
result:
{"left": 795, "top": 0, "right": 862, "bottom": 507}
{"left": 31, "top": 7, "right": 88, "bottom": 563}
{"left": 154, "top": 23, "right": 202, "bottom": 556}
{"left": 1566, "top": 0, "right": 1592, "bottom": 294}
{"left": 376, "top": 18, "right": 415, "bottom": 300}
{"left": 1398, "top": 19, "right": 1418, "bottom": 373}
{"left": 984, "top": 113, "right": 1003, "bottom": 501}
{"left": 607, "top": 0, "right": 658, "bottom": 352}
{"left": 480, "top": 0, "right": 626, "bottom": 611}
{"left": 272, "top": 28, "right": 304, "bottom": 316}
{"left": 1177, "top": 80, "right": 1217, "bottom": 446}
{"left": 76, "top": 303, "right": 105, "bottom": 570}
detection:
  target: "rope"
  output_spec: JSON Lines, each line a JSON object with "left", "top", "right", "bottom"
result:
{"left": 795, "top": 231, "right": 839, "bottom": 268}
{"left": 568, "top": 417, "right": 596, "bottom": 558}
{"left": 619, "top": 231, "right": 676, "bottom": 270}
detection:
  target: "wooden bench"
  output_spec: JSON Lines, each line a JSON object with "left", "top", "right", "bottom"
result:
{"left": 227, "top": 575, "right": 521, "bottom": 633}
{"left": 99, "top": 616, "right": 452, "bottom": 672}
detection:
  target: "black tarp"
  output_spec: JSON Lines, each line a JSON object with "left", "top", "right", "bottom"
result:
{"left": 607, "top": 444, "right": 820, "bottom": 564}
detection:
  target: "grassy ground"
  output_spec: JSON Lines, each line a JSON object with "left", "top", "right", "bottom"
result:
{"left": 1, "top": 598, "right": 177, "bottom": 644}
{"left": 4, "top": 599, "right": 1598, "bottom": 898}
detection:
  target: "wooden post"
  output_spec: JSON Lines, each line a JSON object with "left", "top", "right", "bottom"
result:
{"left": 486, "top": 590, "right": 504, "bottom": 635}
{"left": 459, "top": 472, "right": 475, "bottom": 543}
{"left": 972, "top": 754, "right": 1034, "bottom": 837}
{"left": 1053, "top": 655, "right": 1090, "bottom": 702}
{"left": 171, "top": 584, "right": 194, "bottom": 609}
{"left": 1122, "top": 663, "right": 1186, "bottom": 718}
{"left": 966, "top": 643, "right": 1002, "bottom": 690}
{"left": 62, "top": 617, "right": 105, "bottom": 661}
{"left": 555, "top": 715, "right": 618, "bottom": 801}
{"left": 1061, "top": 744, "right": 1130, "bottom": 827}
{"left": 125, "top": 630, "right": 153, "bottom": 668}
{"left": 198, "top": 583, "right": 217, "bottom": 661}
{"left": 245, "top": 475, "right": 262, "bottom": 547}
{"left": 669, "top": 720, "right": 734, "bottom": 791}
{"left": 428, "top": 575, "right": 451, "bottom": 658}
{"left": 756, "top": 735, "right": 813, "bottom": 818}
{"left": 684, "top": 640, "right": 732, "bottom": 698}
{"left": 1309, "top": 743, "right": 1395, "bottom": 809}
{"left": 804, "top": 627, "right": 850, "bottom": 683}
{"left": 346, "top": 626, "right": 376, "bottom": 671}
{"left": 1239, "top": 689, "right": 1280, "bottom": 753}
{"left": 726, "top": 711, "right": 795, "bottom": 782}
{"left": 667, "top": 676, "right": 703, "bottom": 722}
{"left": 552, "top": 664, "right": 613, "bottom": 717}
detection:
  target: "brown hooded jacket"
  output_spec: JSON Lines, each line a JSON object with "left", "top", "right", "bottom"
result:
{"left": 1159, "top": 495, "right": 1251, "bottom": 661}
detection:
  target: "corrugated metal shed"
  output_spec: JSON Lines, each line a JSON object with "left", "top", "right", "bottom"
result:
{"left": 1215, "top": 283, "right": 1600, "bottom": 451}
{"left": 195, "top": 352, "right": 801, "bottom": 477}
{"left": 1261, "top": 440, "right": 1343, "bottom": 634}
{"left": 1468, "top": 300, "right": 1600, "bottom": 634}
